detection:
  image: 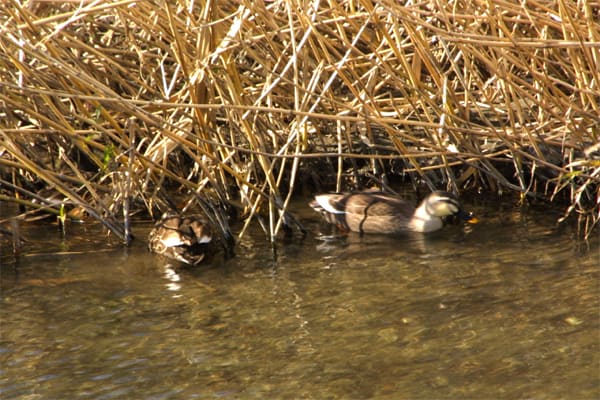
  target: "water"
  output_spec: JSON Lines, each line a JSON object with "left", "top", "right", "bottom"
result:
{"left": 1, "top": 199, "right": 598, "bottom": 399}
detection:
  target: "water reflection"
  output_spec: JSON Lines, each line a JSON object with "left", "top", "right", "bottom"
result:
{"left": 162, "top": 263, "right": 183, "bottom": 293}
{"left": 1, "top": 203, "right": 599, "bottom": 399}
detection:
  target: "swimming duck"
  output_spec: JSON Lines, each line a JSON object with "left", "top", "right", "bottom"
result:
{"left": 310, "top": 191, "right": 477, "bottom": 234}
{"left": 148, "top": 213, "right": 212, "bottom": 265}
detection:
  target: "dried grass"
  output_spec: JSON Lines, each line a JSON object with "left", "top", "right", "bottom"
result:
{"left": 1, "top": 0, "right": 599, "bottom": 241}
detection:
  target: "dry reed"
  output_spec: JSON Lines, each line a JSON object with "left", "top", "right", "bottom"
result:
{"left": 1, "top": 0, "right": 599, "bottom": 243}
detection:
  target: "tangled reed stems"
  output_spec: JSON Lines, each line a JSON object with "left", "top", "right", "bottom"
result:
{"left": 1, "top": 0, "right": 599, "bottom": 244}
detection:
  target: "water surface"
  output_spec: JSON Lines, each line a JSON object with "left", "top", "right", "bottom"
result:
{"left": 1, "top": 199, "right": 598, "bottom": 399}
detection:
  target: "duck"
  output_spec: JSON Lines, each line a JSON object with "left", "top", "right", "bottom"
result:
{"left": 148, "top": 213, "right": 213, "bottom": 265}
{"left": 310, "top": 190, "right": 477, "bottom": 234}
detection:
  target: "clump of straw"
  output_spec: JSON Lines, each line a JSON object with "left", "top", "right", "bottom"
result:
{"left": 1, "top": 1, "right": 598, "bottom": 242}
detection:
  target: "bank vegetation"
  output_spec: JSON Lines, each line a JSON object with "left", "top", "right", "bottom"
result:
{"left": 1, "top": 0, "right": 598, "bottom": 244}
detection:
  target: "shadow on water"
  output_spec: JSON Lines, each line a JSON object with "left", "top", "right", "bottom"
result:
{"left": 1, "top": 199, "right": 599, "bottom": 399}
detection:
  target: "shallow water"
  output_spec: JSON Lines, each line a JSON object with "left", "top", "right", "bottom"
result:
{"left": 1, "top": 198, "right": 599, "bottom": 399}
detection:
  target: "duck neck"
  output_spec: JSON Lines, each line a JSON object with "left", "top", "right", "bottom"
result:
{"left": 409, "top": 202, "right": 443, "bottom": 233}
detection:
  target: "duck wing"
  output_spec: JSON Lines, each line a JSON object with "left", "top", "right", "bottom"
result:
{"left": 341, "top": 193, "right": 414, "bottom": 218}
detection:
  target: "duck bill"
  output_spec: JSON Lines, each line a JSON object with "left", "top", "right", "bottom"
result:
{"left": 458, "top": 210, "right": 479, "bottom": 224}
